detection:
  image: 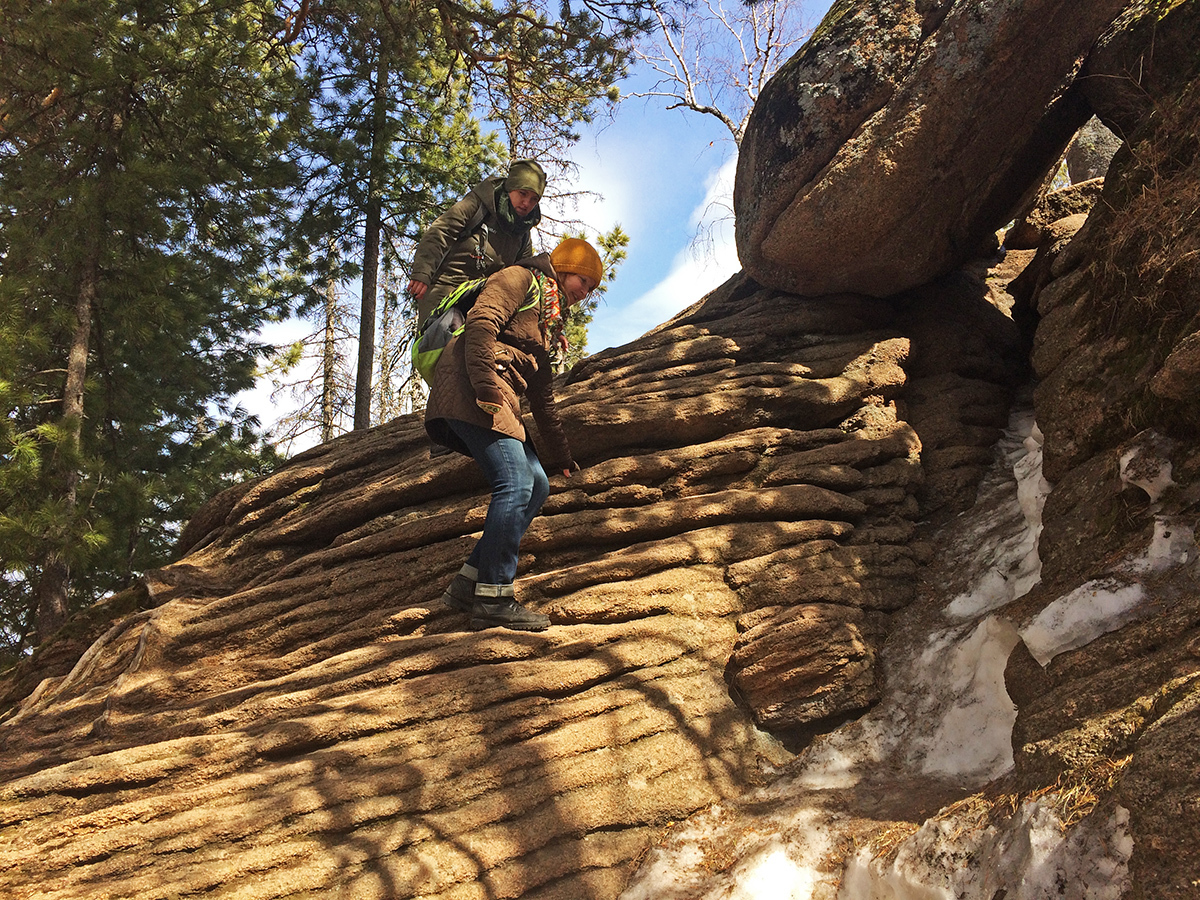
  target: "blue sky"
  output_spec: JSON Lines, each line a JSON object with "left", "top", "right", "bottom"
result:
{"left": 548, "top": 0, "right": 832, "bottom": 352}
{"left": 566, "top": 97, "right": 742, "bottom": 352}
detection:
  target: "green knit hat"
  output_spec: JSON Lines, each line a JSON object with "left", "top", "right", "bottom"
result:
{"left": 505, "top": 159, "right": 547, "bottom": 198}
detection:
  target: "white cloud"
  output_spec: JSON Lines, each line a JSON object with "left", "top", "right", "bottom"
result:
{"left": 588, "top": 156, "right": 741, "bottom": 351}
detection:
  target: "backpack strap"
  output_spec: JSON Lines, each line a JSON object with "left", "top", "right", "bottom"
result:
{"left": 460, "top": 188, "right": 490, "bottom": 272}
{"left": 459, "top": 197, "right": 487, "bottom": 242}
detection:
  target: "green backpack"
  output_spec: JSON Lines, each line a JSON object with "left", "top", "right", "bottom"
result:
{"left": 410, "top": 272, "right": 543, "bottom": 385}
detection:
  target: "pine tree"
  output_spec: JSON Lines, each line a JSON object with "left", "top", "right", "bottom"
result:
{"left": 0, "top": 0, "right": 303, "bottom": 649}
{"left": 278, "top": 0, "right": 504, "bottom": 434}
{"left": 280, "top": 0, "right": 646, "bottom": 433}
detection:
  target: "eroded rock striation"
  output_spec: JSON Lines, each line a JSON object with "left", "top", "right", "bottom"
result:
{"left": 0, "top": 262, "right": 1024, "bottom": 898}
{"left": 3, "top": 1, "right": 1199, "bottom": 898}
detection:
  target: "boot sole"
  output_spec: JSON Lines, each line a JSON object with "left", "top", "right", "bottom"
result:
{"left": 469, "top": 616, "right": 549, "bottom": 632}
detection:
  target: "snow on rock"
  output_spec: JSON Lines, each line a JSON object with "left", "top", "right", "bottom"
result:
{"left": 619, "top": 407, "right": 1170, "bottom": 899}
{"left": 618, "top": 807, "right": 838, "bottom": 900}
{"left": 945, "top": 410, "right": 1048, "bottom": 620}
{"left": 1131, "top": 516, "right": 1195, "bottom": 574}
{"left": 917, "top": 616, "right": 1020, "bottom": 781}
{"left": 1118, "top": 430, "right": 1176, "bottom": 503}
{"left": 1019, "top": 513, "right": 1195, "bottom": 665}
{"left": 839, "top": 801, "right": 1133, "bottom": 900}
{"left": 1020, "top": 579, "right": 1146, "bottom": 666}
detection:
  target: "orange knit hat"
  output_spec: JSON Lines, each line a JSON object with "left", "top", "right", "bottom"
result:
{"left": 550, "top": 238, "right": 603, "bottom": 286}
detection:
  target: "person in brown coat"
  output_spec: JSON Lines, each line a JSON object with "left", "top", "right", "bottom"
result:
{"left": 426, "top": 237, "right": 603, "bottom": 631}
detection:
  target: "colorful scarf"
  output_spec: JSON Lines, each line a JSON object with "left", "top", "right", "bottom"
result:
{"left": 533, "top": 271, "right": 561, "bottom": 349}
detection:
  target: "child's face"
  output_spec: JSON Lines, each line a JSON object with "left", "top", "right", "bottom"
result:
{"left": 508, "top": 189, "right": 539, "bottom": 217}
{"left": 562, "top": 273, "right": 597, "bottom": 307}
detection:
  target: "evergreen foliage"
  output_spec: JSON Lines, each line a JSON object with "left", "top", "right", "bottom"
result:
{"left": 558, "top": 224, "right": 629, "bottom": 372}
{"left": 0, "top": 0, "right": 301, "bottom": 653}
{"left": 0, "top": 0, "right": 641, "bottom": 657}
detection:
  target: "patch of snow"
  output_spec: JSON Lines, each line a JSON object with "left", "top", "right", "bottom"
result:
{"left": 784, "top": 612, "right": 1021, "bottom": 794}
{"left": 946, "top": 413, "right": 1048, "bottom": 619}
{"left": 782, "top": 717, "right": 891, "bottom": 791}
{"left": 838, "top": 801, "right": 1132, "bottom": 900}
{"left": 618, "top": 809, "right": 836, "bottom": 900}
{"left": 723, "top": 837, "right": 825, "bottom": 900}
{"left": 1020, "top": 578, "right": 1145, "bottom": 666}
{"left": 1119, "top": 433, "right": 1175, "bottom": 502}
{"left": 917, "top": 616, "right": 1020, "bottom": 780}
{"left": 1129, "top": 516, "right": 1195, "bottom": 574}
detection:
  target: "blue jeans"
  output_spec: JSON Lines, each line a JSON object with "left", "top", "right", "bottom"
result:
{"left": 445, "top": 419, "right": 550, "bottom": 587}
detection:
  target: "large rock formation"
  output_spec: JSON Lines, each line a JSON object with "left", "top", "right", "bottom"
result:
{"left": 1079, "top": 0, "right": 1200, "bottom": 140}
{"left": 2, "top": 1, "right": 1199, "bottom": 898}
{"left": 734, "top": 0, "right": 1128, "bottom": 297}
{"left": 0, "top": 264, "right": 1024, "bottom": 899}
{"left": 625, "top": 73, "right": 1200, "bottom": 899}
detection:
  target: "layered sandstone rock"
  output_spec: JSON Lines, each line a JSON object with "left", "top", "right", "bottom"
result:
{"left": 0, "top": 261, "right": 1023, "bottom": 898}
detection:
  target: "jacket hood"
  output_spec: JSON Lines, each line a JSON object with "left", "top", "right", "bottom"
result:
{"left": 470, "top": 177, "right": 504, "bottom": 215}
{"left": 475, "top": 176, "right": 542, "bottom": 231}
{"left": 520, "top": 252, "right": 557, "bottom": 284}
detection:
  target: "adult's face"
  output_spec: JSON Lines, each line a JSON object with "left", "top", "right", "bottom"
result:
{"left": 562, "top": 273, "right": 597, "bottom": 307}
{"left": 508, "top": 188, "right": 539, "bottom": 218}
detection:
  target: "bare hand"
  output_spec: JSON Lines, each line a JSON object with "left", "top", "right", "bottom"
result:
{"left": 408, "top": 279, "right": 428, "bottom": 300}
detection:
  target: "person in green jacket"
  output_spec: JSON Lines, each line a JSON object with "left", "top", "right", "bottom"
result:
{"left": 408, "top": 159, "right": 547, "bottom": 322}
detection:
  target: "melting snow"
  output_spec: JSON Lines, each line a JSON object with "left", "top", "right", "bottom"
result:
{"left": 839, "top": 801, "right": 1133, "bottom": 900}
{"left": 619, "top": 406, "right": 1182, "bottom": 899}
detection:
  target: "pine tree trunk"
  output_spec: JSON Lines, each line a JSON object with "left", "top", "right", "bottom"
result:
{"left": 35, "top": 227, "right": 99, "bottom": 642}
{"left": 353, "top": 50, "right": 390, "bottom": 430}
{"left": 376, "top": 267, "right": 398, "bottom": 422}
{"left": 321, "top": 271, "right": 337, "bottom": 443}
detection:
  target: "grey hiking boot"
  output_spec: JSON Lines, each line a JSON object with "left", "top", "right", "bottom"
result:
{"left": 441, "top": 574, "right": 476, "bottom": 612}
{"left": 470, "top": 598, "right": 550, "bottom": 632}
{"left": 469, "top": 583, "right": 549, "bottom": 631}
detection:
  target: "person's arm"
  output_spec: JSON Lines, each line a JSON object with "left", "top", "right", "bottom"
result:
{"left": 409, "top": 192, "right": 483, "bottom": 287}
{"left": 527, "top": 370, "right": 575, "bottom": 477}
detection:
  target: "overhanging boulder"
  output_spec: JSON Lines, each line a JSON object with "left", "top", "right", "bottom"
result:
{"left": 734, "top": 0, "right": 1129, "bottom": 297}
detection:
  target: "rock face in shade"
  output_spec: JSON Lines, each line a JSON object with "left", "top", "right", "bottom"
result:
{"left": 1079, "top": 0, "right": 1200, "bottom": 139}
{"left": 734, "top": 0, "right": 1129, "bottom": 297}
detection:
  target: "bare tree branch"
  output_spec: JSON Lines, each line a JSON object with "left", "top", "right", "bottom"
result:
{"left": 626, "top": 0, "right": 813, "bottom": 145}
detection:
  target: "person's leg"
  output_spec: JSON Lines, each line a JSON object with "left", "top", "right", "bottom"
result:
{"left": 446, "top": 419, "right": 539, "bottom": 584}
{"left": 442, "top": 419, "right": 550, "bottom": 630}
{"left": 519, "top": 439, "right": 550, "bottom": 534}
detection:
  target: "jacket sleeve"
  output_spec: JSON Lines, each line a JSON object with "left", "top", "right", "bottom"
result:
{"left": 462, "top": 267, "right": 533, "bottom": 409}
{"left": 410, "top": 193, "right": 482, "bottom": 284}
{"left": 527, "top": 369, "right": 575, "bottom": 472}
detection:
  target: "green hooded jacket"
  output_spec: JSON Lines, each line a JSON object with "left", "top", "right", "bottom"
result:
{"left": 410, "top": 176, "right": 540, "bottom": 321}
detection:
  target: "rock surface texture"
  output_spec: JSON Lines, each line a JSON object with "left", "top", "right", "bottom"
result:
{"left": 3, "top": 1, "right": 1200, "bottom": 898}
{"left": 0, "top": 267, "right": 1024, "bottom": 899}
{"left": 735, "top": 0, "right": 1129, "bottom": 297}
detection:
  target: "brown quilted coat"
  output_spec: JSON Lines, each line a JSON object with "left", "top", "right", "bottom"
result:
{"left": 424, "top": 255, "right": 574, "bottom": 472}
